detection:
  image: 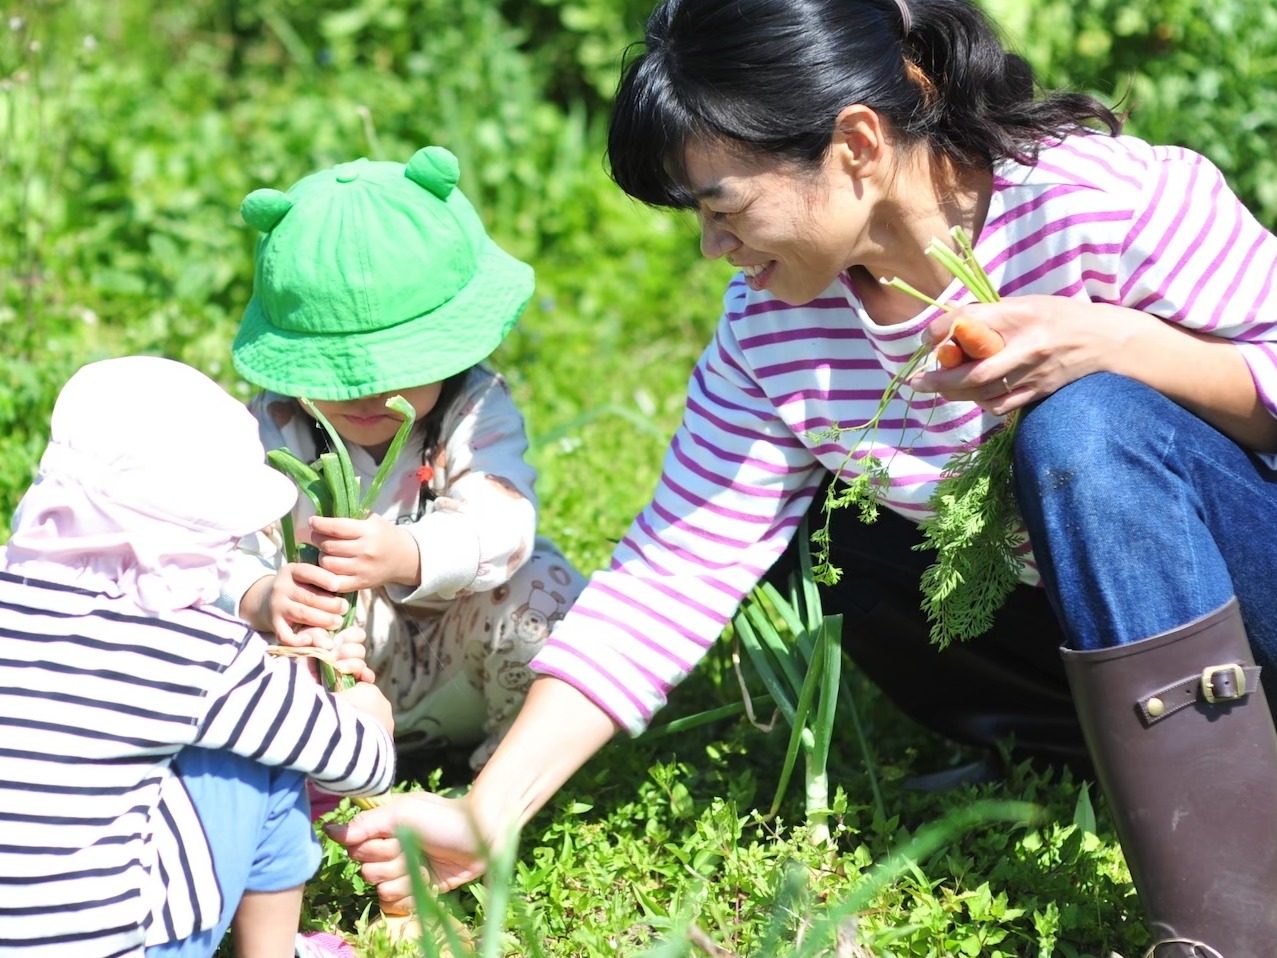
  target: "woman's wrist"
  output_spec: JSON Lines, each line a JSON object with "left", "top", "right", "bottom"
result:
{"left": 466, "top": 677, "right": 620, "bottom": 838}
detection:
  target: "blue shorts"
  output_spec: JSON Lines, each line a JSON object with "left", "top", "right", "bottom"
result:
{"left": 145, "top": 748, "right": 321, "bottom": 958}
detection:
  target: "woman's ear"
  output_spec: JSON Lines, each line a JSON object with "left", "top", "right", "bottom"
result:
{"left": 831, "top": 104, "right": 885, "bottom": 180}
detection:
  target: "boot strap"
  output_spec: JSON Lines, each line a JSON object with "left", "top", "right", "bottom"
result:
{"left": 1137, "top": 662, "right": 1262, "bottom": 726}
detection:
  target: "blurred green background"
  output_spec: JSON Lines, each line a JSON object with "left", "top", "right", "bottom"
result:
{"left": 6, "top": 3, "right": 1275, "bottom": 953}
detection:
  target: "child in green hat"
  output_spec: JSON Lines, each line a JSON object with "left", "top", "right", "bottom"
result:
{"left": 224, "top": 146, "right": 586, "bottom": 771}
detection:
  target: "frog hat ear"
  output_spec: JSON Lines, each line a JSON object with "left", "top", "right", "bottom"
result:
{"left": 403, "top": 145, "right": 460, "bottom": 200}
{"left": 240, "top": 188, "right": 295, "bottom": 232}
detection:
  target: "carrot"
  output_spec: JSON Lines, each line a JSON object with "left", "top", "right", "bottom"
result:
{"left": 935, "top": 316, "right": 1004, "bottom": 367}
{"left": 934, "top": 341, "right": 965, "bottom": 369}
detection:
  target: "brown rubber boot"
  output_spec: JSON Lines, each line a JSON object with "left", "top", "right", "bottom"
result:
{"left": 1061, "top": 598, "right": 1277, "bottom": 957}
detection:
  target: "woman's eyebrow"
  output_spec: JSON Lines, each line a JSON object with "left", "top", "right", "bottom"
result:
{"left": 691, "top": 183, "right": 728, "bottom": 201}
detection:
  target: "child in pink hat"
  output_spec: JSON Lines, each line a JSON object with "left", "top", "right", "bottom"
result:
{"left": 0, "top": 356, "right": 394, "bottom": 958}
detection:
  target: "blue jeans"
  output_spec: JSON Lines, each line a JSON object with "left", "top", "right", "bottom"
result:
{"left": 145, "top": 749, "right": 320, "bottom": 958}
{"left": 1013, "top": 372, "right": 1277, "bottom": 668}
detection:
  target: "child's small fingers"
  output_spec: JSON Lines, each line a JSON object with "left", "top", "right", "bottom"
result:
{"left": 335, "top": 660, "right": 375, "bottom": 684}
{"left": 294, "top": 626, "right": 338, "bottom": 651}
{"left": 272, "top": 618, "right": 300, "bottom": 646}
{"left": 334, "top": 638, "right": 366, "bottom": 657}
{"left": 309, "top": 515, "right": 363, "bottom": 538}
{"left": 271, "top": 609, "right": 335, "bottom": 644}
{"left": 300, "top": 588, "right": 348, "bottom": 616}
{"left": 316, "top": 538, "right": 362, "bottom": 560}
{"left": 376, "top": 889, "right": 417, "bottom": 917}
{"left": 291, "top": 562, "right": 348, "bottom": 595}
{"left": 289, "top": 603, "right": 344, "bottom": 634}
{"left": 336, "top": 658, "right": 369, "bottom": 676}
{"left": 315, "top": 560, "right": 362, "bottom": 592}
{"left": 331, "top": 623, "right": 367, "bottom": 643}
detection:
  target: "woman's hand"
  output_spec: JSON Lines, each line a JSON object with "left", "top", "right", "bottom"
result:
{"left": 908, "top": 295, "right": 1277, "bottom": 450}
{"left": 326, "top": 792, "right": 489, "bottom": 905}
{"left": 329, "top": 677, "right": 620, "bottom": 902}
{"left": 243, "top": 563, "right": 350, "bottom": 645}
{"left": 310, "top": 513, "right": 422, "bottom": 591}
{"left": 909, "top": 295, "right": 1137, "bottom": 415}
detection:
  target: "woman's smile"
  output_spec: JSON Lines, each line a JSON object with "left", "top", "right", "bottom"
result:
{"left": 686, "top": 139, "right": 868, "bottom": 305}
{"left": 739, "top": 261, "right": 776, "bottom": 291}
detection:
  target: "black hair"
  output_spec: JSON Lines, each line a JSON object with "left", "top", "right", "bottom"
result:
{"left": 307, "top": 367, "right": 472, "bottom": 466}
{"left": 608, "top": 0, "right": 1122, "bottom": 208}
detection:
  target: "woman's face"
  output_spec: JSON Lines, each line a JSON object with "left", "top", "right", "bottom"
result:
{"left": 311, "top": 382, "right": 443, "bottom": 458}
{"left": 684, "top": 138, "right": 868, "bottom": 305}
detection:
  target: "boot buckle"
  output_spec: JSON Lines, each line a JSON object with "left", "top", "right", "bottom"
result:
{"left": 1138, "top": 662, "right": 1260, "bottom": 725}
{"left": 1201, "top": 663, "right": 1246, "bottom": 703}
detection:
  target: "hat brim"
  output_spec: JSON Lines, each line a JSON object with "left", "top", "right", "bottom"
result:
{"left": 126, "top": 462, "right": 300, "bottom": 538}
{"left": 233, "top": 239, "right": 533, "bottom": 402}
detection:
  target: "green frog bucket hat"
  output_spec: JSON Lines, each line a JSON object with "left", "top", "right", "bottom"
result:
{"left": 232, "top": 146, "right": 534, "bottom": 401}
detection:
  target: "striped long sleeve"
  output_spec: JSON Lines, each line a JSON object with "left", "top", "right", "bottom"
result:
{"left": 531, "top": 133, "right": 1277, "bottom": 734}
{"left": 195, "top": 631, "right": 394, "bottom": 797}
{"left": 0, "top": 571, "right": 394, "bottom": 955}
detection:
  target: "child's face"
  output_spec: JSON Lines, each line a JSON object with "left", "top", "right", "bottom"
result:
{"left": 311, "top": 383, "right": 443, "bottom": 458}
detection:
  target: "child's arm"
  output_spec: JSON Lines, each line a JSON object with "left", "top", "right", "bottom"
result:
{"left": 215, "top": 543, "right": 277, "bottom": 620}
{"left": 193, "top": 630, "right": 395, "bottom": 798}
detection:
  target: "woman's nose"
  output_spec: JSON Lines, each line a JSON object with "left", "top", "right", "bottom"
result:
{"left": 698, "top": 215, "right": 739, "bottom": 261}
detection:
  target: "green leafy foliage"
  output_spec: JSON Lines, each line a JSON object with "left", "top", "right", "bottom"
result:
{"left": 916, "top": 426, "right": 1025, "bottom": 647}
{"left": 984, "top": 0, "right": 1277, "bottom": 228}
{"left": 729, "top": 526, "right": 850, "bottom": 843}
{"left": 818, "top": 230, "right": 1025, "bottom": 648}
{"left": 7, "top": 0, "right": 1272, "bottom": 953}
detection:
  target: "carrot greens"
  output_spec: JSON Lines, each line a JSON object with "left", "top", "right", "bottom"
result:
{"left": 812, "top": 226, "right": 1025, "bottom": 649}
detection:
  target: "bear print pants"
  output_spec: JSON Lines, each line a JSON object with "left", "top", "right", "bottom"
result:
{"left": 357, "top": 536, "right": 586, "bottom": 770}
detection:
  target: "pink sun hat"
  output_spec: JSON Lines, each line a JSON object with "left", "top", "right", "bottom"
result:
{"left": 2, "top": 356, "right": 297, "bottom": 612}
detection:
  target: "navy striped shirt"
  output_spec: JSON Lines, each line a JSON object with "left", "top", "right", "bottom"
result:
{"left": 0, "top": 570, "right": 395, "bottom": 955}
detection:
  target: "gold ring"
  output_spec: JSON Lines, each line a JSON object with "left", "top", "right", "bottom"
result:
{"left": 1001, "top": 376, "right": 1012, "bottom": 394}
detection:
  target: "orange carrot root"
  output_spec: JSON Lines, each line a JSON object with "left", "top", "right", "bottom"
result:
{"left": 952, "top": 317, "right": 1004, "bottom": 358}
{"left": 935, "top": 317, "right": 1004, "bottom": 367}
{"left": 934, "top": 341, "right": 965, "bottom": 368}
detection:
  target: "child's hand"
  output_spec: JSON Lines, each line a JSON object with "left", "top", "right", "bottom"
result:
{"left": 339, "top": 680, "right": 395, "bottom": 735}
{"left": 309, "top": 513, "right": 422, "bottom": 592}
{"left": 288, "top": 624, "right": 376, "bottom": 686}
{"left": 253, "top": 563, "right": 350, "bottom": 646}
{"left": 318, "top": 623, "right": 377, "bottom": 685}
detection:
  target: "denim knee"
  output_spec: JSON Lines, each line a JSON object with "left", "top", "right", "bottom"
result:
{"left": 1010, "top": 372, "right": 1267, "bottom": 647}
{"left": 1013, "top": 372, "right": 1175, "bottom": 508}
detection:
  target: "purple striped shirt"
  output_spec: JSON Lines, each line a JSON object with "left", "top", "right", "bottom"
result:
{"left": 532, "top": 134, "right": 1277, "bottom": 733}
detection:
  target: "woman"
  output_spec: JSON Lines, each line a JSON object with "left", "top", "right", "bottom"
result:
{"left": 331, "top": 0, "right": 1277, "bottom": 952}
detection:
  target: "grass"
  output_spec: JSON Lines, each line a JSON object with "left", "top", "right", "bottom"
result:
{"left": 3, "top": 3, "right": 1153, "bottom": 954}
{"left": 287, "top": 210, "right": 1148, "bottom": 956}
